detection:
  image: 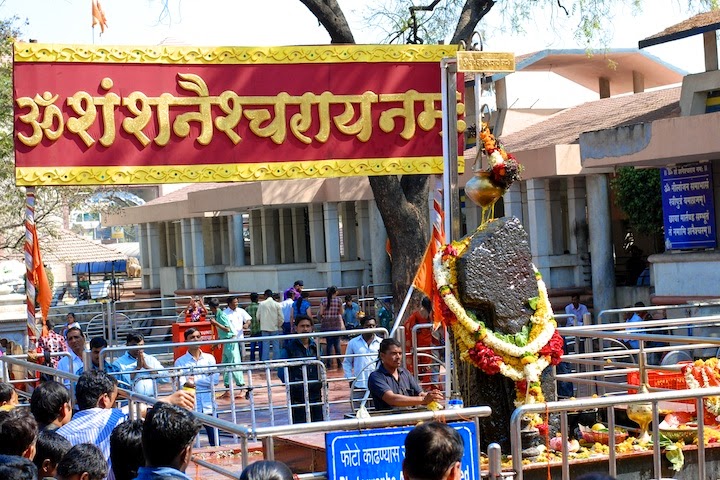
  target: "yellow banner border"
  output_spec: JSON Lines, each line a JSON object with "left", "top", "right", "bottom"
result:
{"left": 15, "top": 157, "right": 465, "bottom": 186}
{"left": 14, "top": 43, "right": 459, "bottom": 65}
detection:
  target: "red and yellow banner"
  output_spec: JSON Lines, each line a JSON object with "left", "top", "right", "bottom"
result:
{"left": 14, "top": 43, "right": 465, "bottom": 186}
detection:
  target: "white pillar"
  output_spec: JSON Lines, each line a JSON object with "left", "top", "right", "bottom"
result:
{"left": 324, "top": 202, "right": 342, "bottom": 286}
{"left": 189, "top": 217, "right": 206, "bottom": 289}
{"left": 181, "top": 219, "right": 192, "bottom": 288}
{"left": 587, "top": 174, "right": 616, "bottom": 317}
{"left": 138, "top": 223, "right": 150, "bottom": 288}
{"left": 229, "top": 214, "right": 245, "bottom": 266}
{"left": 146, "top": 222, "right": 162, "bottom": 289}
{"left": 340, "top": 202, "right": 358, "bottom": 261}
{"left": 503, "top": 182, "right": 524, "bottom": 222}
{"left": 291, "top": 208, "right": 308, "bottom": 263}
{"left": 308, "top": 204, "right": 326, "bottom": 263}
{"left": 464, "top": 202, "right": 481, "bottom": 232}
{"left": 526, "top": 179, "right": 552, "bottom": 281}
{"left": 261, "top": 209, "right": 280, "bottom": 265}
{"left": 279, "top": 208, "right": 295, "bottom": 264}
{"left": 249, "top": 210, "right": 263, "bottom": 265}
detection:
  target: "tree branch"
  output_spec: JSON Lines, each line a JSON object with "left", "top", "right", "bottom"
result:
{"left": 450, "top": 0, "right": 495, "bottom": 45}
{"left": 298, "top": 0, "right": 355, "bottom": 43}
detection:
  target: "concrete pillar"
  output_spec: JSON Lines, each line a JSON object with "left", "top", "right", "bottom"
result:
{"left": 587, "top": 174, "right": 616, "bottom": 318}
{"left": 308, "top": 204, "right": 326, "bottom": 263}
{"left": 279, "top": 208, "right": 294, "bottom": 264}
{"left": 249, "top": 210, "right": 263, "bottom": 266}
{"left": 219, "top": 217, "right": 230, "bottom": 265}
{"left": 548, "top": 179, "right": 565, "bottom": 255}
{"left": 291, "top": 208, "right": 308, "bottom": 263}
{"left": 567, "top": 177, "right": 589, "bottom": 285}
{"left": 340, "top": 202, "right": 358, "bottom": 261}
{"left": 146, "top": 222, "right": 162, "bottom": 289}
{"left": 369, "top": 200, "right": 391, "bottom": 286}
{"left": 526, "top": 179, "right": 553, "bottom": 280}
{"left": 173, "top": 221, "right": 182, "bottom": 268}
{"left": 355, "top": 201, "right": 372, "bottom": 262}
{"left": 704, "top": 31, "right": 719, "bottom": 72}
{"left": 503, "top": 182, "right": 524, "bottom": 222}
{"left": 464, "top": 202, "right": 481, "bottom": 232}
{"left": 180, "top": 219, "right": 192, "bottom": 287}
{"left": 261, "top": 209, "right": 280, "bottom": 265}
{"left": 138, "top": 223, "right": 150, "bottom": 288}
{"left": 229, "top": 214, "right": 245, "bottom": 266}
{"left": 599, "top": 77, "right": 611, "bottom": 99}
{"left": 632, "top": 70, "right": 645, "bottom": 93}
{"left": 164, "top": 221, "right": 173, "bottom": 267}
{"left": 189, "top": 217, "right": 206, "bottom": 289}
{"left": 324, "top": 202, "right": 342, "bottom": 286}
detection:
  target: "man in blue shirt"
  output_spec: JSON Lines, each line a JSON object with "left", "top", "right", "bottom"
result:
{"left": 342, "top": 295, "right": 361, "bottom": 329}
{"left": 367, "top": 338, "right": 442, "bottom": 411}
{"left": 113, "top": 332, "right": 169, "bottom": 397}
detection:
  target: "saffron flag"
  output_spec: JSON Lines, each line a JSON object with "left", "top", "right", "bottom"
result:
{"left": 31, "top": 228, "right": 51, "bottom": 337}
{"left": 92, "top": 0, "right": 108, "bottom": 33}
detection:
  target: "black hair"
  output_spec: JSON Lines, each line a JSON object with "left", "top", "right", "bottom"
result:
{"left": 110, "top": 420, "right": 144, "bottom": 480}
{"left": 227, "top": 295, "right": 240, "bottom": 305}
{"left": 344, "top": 294, "right": 352, "bottom": 301}
{"left": 125, "top": 332, "right": 144, "bottom": 345}
{"left": 379, "top": 337, "right": 401, "bottom": 354}
{"left": 30, "top": 380, "right": 71, "bottom": 427}
{"left": 0, "top": 455, "right": 37, "bottom": 480}
{"left": 360, "top": 316, "right": 375, "bottom": 327}
{"left": 293, "top": 280, "right": 303, "bottom": 287}
{"left": 294, "top": 315, "right": 312, "bottom": 327}
{"left": 263, "top": 289, "right": 273, "bottom": 298}
{"left": 0, "top": 408, "right": 38, "bottom": 457}
{"left": 75, "top": 370, "right": 117, "bottom": 411}
{"left": 142, "top": 402, "right": 201, "bottom": 467}
{"left": 65, "top": 326, "right": 84, "bottom": 338}
{"left": 208, "top": 298, "right": 221, "bottom": 309}
{"left": 66, "top": 312, "right": 76, "bottom": 321}
{"left": 89, "top": 337, "right": 108, "bottom": 350}
{"left": 33, "top": 430, "right": 71, "bottom": 474}
{"left": 421, "top": 296, "right": 431, "bottom": 312}
{"left": 403, "top": 422, "right": 463, "bottom": 480}
{"left": 239, "top": 460, "right": 294, "bottom": 480}
{"left": 183, "top": 327, "right": 199, "bottom": 341}
{"left": 284, "top": 290, "right": 294, "bottom": 300}
{"left": 250, "top": 292, "right": 259, "bottom": 303}
{"left": 56, "top": 443, "right": 108, "bottom": 480}
{"left": 325, "top": 286, "right": 337, "bottom": 305}
{"left": 0, "top": 382, "right": 14, "bottom": 404}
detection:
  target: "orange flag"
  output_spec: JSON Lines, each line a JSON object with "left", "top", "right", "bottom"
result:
{"left": 31, "top": 228, "right": 51, "bottom": 336}
{"left": 412, "top": 240, "right": 437, "bottom": 297}
{"left": 92, "top": 0, "right": 108, "bottom": 33}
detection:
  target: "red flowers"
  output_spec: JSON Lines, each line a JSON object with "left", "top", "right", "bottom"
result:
{"left": 539, "top": 331, "right": 564, "bottom": 366}
{"left": 468, "top": 343, "right": 502, "bottom": 375}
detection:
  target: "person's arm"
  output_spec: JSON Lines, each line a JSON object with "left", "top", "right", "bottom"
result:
{"left": 381, "top": 389, "right": 443, "bottom": 408}
{"left": 210, "top": 315, "right": 232, "bottom": 334}
{"left": 342, "top": 341, "right": 354, "bottom": 380}
{"left": 147, "top": 355, "right": 170, "bottom": 382}
{"left": 306, "top": 302, "right": 314, "bottom": 320}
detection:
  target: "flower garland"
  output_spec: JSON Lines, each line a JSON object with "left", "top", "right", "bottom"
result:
{"left": 434, "top": 239, "right": 563, "bottom": 406}
{"left": 479, "top": 122, "right": 523, "bottom": 189}
{"left": 682, "top": 359, "right": 720, "bottom": 419}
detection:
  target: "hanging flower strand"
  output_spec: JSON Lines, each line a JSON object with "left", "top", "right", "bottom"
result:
{"left": 479, "top": 122, "right": 523, "bottom": 189}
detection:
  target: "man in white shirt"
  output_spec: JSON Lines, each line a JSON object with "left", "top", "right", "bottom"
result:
{"left": 564, "top": 294, "right": 589, "bottom": 326}
{"left": 256, "top": 289, "right": 284, "bottom": 361}
{"left": 224, "top": 295, "right": 252, "bottom": 359}
{"left": 280, "top": 290, "right": 295, "bottom": 335}
{"left": 112, "top": 332, "right": 169, "bottom": 397}
{"left": 174, "top": 327, "right": 220, "bottom": 446}
{"left": 342, "top": 316, "right": 381, "bottom": 410}
{"left": 57, "top": 326, "right": 85, "bottom": 388}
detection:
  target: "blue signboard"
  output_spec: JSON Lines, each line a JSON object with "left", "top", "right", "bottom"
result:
{"left": 325, "top": 421, "right": 478, "bottom": 480}
{"left": 661, "top": 162, "right": 716, "bottom": 250}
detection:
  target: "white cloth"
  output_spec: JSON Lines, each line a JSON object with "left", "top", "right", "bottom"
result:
{"left": 280, "top": 299, "right": 294, "bottom": 324}
{"left": 564, "top": 303, "right": 589, "bottom": 326}
{"left": 224, "top": 306, "right": 251, "bottom": 339}
{"left": 112, "top": 352, "right": 169, "bottom": 397}
{"left": 174, "top": 351, "right": 219, "bottom": 414}
{"left": 342, "top": 334, "right": 381, "bottom": 389}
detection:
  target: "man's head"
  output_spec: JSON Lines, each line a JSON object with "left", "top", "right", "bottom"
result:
{"left": 142, "top": 402, "right": 201, "bottom": 472}
{"left": 0, "top": 455, "right": 37, "bottom": 480}
{"left": 227, "top": 296, "right": 240, "bottom": 310}
{"left": 184, "top": 328, "right": 202, "bottom": 353}
{"left": 125, "top": 332, "right": 144, "bottom": 359}
{"left": 344, "top": 294, "right": 353, "bottom": 304}
{"left": 56, "top": 443, "right": 108, "bottom": 480}
{"left": 403, "top": 422, "right": 464, "bottom": 480}
{"left": 634, "top": 301, "right": 647, "bottom": 316}
{"left": 75, "top": 370, "right": 118, "bottom": 411}
{"left": 33, "top": 430, "right": 71, "bottom": 479}
{"left": 89, "top": 337, "right": 108, "bottom": 368}
{"left": 240, "top": 460, "right": 294, "bottom": 480}
{"left": 293, "top": 280, "right": 303, "bottom": 292}
{"left": 208, "top": 298, "right": 221, "bottom": 312}
{"left": 294, "top": 315, "right": 313, "bottom": 334}
{"left": 378, "top": 338, "right": 402, "bottom": 370}
{"left": 30, "top": 380, "right": 72, "bottom": 428}
{"left": 250, "top": 292, "right": 259, "bottom": 303}
{"left": 263, "top": 289, "right": 273, "bottom": 299}
{"left": 0, "top": 382, "right": 17, "bottom": 407}
{"left": 284, "top": 290, "right": 294, "bottom": 301}
{"left": 65, "top": 327, "right": 85, "bottom": 356}
{"left": 110, "top": 420, "right": 144, "bottom": 480}
{"left": 571, "top": 294, "right": 580, "bottom": 308}
{"left": 0, "top": 408, "right": 38, "bottom": 459}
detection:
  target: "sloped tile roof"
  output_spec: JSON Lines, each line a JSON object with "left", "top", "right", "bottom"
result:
{"left": 41, "top": 230, "right": 127, "bottom": 264}
{"left": 499, "top": 87, "right": 681, "bottom": 152}
{"left": 640, "top": 10, "right": 720, "bottom": 48}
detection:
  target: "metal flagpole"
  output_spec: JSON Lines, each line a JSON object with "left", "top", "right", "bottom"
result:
{"left": 24, "top": 187, "right": 38, "bottom": 350}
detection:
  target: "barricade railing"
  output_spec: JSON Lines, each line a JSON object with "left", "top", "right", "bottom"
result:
{"left": 597, "top": 299, "right": 720, "bottom": 324}
{"left": 0, "top": 351, "right": 76, "bottom": 400}
{"left": 409, "top": 323, "right": 450, "bottom": 392}
{"left": 511, "top": 387, "right": 720, "bottom": 480}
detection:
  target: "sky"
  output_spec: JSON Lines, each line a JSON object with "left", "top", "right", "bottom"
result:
{"left": 3, "top": 0, "right": 711, "bottom": 107}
